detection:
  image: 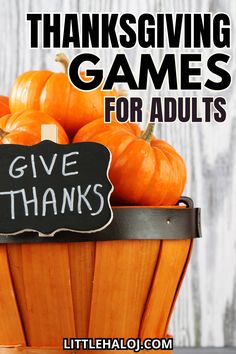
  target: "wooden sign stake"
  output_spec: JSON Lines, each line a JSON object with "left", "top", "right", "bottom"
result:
{"left": 38, "top": 124, "right": 58, "bottom": 237}
{"left": 41, "top": 124, "right": 58, "bottom": 143}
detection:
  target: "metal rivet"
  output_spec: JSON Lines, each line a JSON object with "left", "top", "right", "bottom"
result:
{"left": 166, "top": 219, "right": 171, "bottom": 224}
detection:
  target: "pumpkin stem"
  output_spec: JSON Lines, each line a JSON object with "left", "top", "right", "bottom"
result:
{"left": 141, "top": 123, "right": 155, "bottom": 143}
{"left": 55, "top": 53, "right": 70, "bottom": 73}
{"left": 0, "top": 128, "right": 8, "bottom": 139}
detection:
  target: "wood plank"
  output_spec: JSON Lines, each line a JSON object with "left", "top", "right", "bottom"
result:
{"left": 19, "top": 243, "right": 76, "bottom": 346}
{"left": 140, "top": 240, "right": 192, "bottom": 339}
{"left": 0, "top": 245, "right": 26, "bottom": 346}
{"left": 89, "top": 240, "right": 161, "bottom": 338}
{"left": 8, "top": 242, "right": 96, "bottom": 339}
{"left": 7, "top": 245, "right": 28, "bottom": 342}
{"left": 165, "top": 241, "right": 194, "bottom": 335}
{"left": 68, "top": 242, "right": 96, "bottom": 337}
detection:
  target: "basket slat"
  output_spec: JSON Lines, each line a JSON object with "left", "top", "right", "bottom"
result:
{"left": 139, "top": 240, "right": 192, "bottom": 338}
{"left": 164, "top": 240, "right": 194, "bottom": 335}
{"left": 68, "top": 242, "right": 96, "bottom": 337}
{"left": 88, "top": 240, "right": 161, "bottom": 338}
{"left": 14, "top": 243, "right": 76, "bottom": 346}
{"left": 0, "top": 245, "right": 25, "bottom": 345}
{"left": 7, "top": 245, "right": 28, "bottom": 326}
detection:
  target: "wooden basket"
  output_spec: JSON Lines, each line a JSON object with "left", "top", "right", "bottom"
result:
{"left": 0, "top": 201, "right": 200, "bottom": 354}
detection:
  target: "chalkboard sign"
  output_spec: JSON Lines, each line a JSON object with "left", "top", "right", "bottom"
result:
{"left": 0, "top": 141, "right": 113, "bottom": 236}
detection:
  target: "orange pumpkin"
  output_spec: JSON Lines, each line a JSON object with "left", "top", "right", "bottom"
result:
{"left": 9, "top": 54, "right": 116, "bottom": 137}
{"left": 73, "top": 120, "right": 186, "bottom": 205}
{"left": 0, "top": 110, "right": 69, "bottom": 145}
{"left": 0, "top": 96, "right": 10, "bottom": 117}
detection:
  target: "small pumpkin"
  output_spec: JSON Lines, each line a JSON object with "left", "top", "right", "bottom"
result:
{"left": 0, "top": 96, "right": 10, "bottom": 117}
{"left": 73, "top": 120, "right": 186, "bottom": 205}
{"left": 0, "top": 110, "right": 69, "bottom": 145}
{"left": 9, "top": 54, "right": 116, "bottom": 137}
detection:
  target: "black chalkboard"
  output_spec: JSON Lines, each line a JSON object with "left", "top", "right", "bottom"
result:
{"left": 0, "top": 141, "right": 113, "bottom": 236}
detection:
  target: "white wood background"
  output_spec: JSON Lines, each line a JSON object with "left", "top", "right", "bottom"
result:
{"left": 0, "top": 0, "right": 236, "bottom": 348}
